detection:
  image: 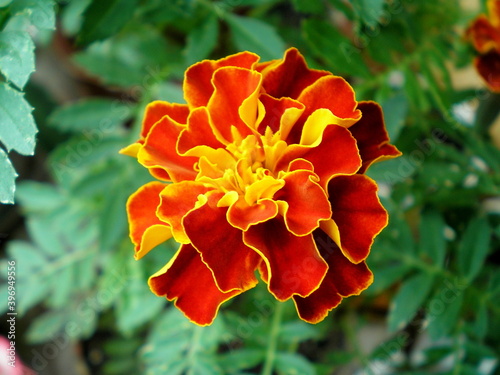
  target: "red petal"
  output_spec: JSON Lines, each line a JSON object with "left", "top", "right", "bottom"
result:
{"left": 467, "top": 15, "right": 500, "bottom": 54}
{"left": 258, "top": 94, "right": 304, "bottom": 136}
{"left": 349, "top": 101, "right": 402, "bottom": 173}
{"left": 328, "top": 175, "right": 388, "bottom": 263}
{"left": 275, "top": 170, "right": 331, "bottom": 236}
{"left": 293, "top": 229, "right": 373, "bottom": 323}
{"left": 260, "top": 47, "right": 330, "bottom": 100}
{"left": 149, "top": 244, "right": 241, "bottom": 326}
{"left": 177, "top": 107, "right": 225, "bottom": 155}
{"left": 183, "top": 192, "right": 261, "bottom": 292}
{"left": 157, "top": 181, "right": 214, "bottom": 244}
{"left": 227, "top": 197, "right": 279, "bottom": 231}
{"left": 127, "top": 182, "right": 172, "bottom": 259}
{"left": 276, "top": 124, "right": 361, "bottom": 189}
{"left": 288, "top": 75, "right": 361, "bottom": 144}
{"left": 207, "top": 67, "right": 262, "bottom": 143}
{"left": 141, "top": 101, "right": 189, "bottom": 138}
{"left": 244, "top": 219, "right": 328, "bottom": 301}
{"left": 475, "top": 51, "right": 500, "bottom": 92}
{"left": 184, "top": 52, "right": 260, "bottom": 108}
{"left": 138, "top": 116, "right": 198, "bottom": 182}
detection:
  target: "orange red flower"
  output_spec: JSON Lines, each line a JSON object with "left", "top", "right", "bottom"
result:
{"left": 467, "top": 0, "right": 500, "bottom": 92}
{"left": 121, "top": 48, "right": 401, "bottom": 325}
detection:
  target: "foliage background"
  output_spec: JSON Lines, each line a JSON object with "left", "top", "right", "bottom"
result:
{"left": 0, "top": 0, "right": 499, "bottom": 374}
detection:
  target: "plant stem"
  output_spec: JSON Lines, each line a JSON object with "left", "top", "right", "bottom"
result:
{"left": 261, "top": 300, "right": 285, "bottom": 375}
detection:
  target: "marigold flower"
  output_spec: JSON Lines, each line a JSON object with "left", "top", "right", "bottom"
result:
{"left": 466, "top": 0, "right": 500, "bottom": 92}
{"left": 121, "top": 48, "right": 401, "bottom": 325}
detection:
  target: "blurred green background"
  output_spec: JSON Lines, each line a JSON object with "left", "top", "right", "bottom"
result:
{"left": 0, "top": 0, "right": 499, "bottom": 374}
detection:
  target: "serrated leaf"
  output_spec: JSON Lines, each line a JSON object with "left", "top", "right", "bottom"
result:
{"left": 226, "top": 14, "right": 285, "bottom": 61}
{"left": 78, "top": 0, "right": 139, "bottom": 44}
{"left": 419, "top": 209, "right": 447, "bottom": 267}
{"left": 388, "top": 273, "right": 434, "bottom": 332}
{"left": 185, "top": 14, "right": 219, "bottom": 65}
{"left": 275, "top": 352, "right": 316, "bottom": 375}
{"left": 0, "top": 82, "right": 37, "bottom": 155}
{"left": 48, "top": 98, "right": 133, "bottom": 132}
{"left": 457, "top": 217, "right": 491, "bottom": 282}
{"left": 9, "top": 0, "right": 55, "bottom": 31}
{"left": 0, "top": 147, "right": 17, "bottom": 204}
{"left": 0, "top": 31, "right": 35, "bottom": 89}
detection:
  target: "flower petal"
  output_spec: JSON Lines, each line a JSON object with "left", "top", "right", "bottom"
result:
{"left": 260, "top": 47, "right": 330, "bottom": 100}
{"left": 138, "top": 116, "right": 198, "bottom": 182}
{"left": 183, "top": 191, "right": 261, "bottom": 293}
{"left": 157, "top": 181, "right": 214, "bottom": 244}
{"left": 327, "top": 175, "right": 388, "bottom": 263}
{"left": 258, "top": 94, "right": 304, "bottom": 137}
{"left": 275, "top": 170, "right": 331, "bottom": 236}
{"left": 227, "top": 197, "right": 279, "bottom": 231}
{"left": 488, "top": 0, "right": 500, "bottom": 28}
{"left": 244, "top": 219, "right": 328, "bottom": 301}
{"left": 141, "top": 101, "right": 190, "bottom": 138}
{"left": 276, "top": 124, "right": 361, "bottom": 189}
{"left": 207, "top": 67, "right": 263, "bottom": 143}
{"left": 349, "top": 101, "right": 402, "bottom": 173}
{"left": 184, "top": 51, "right": 260, "bottom": 108}
{"left": 475, "top": 51, "right": 500, "bottom": 92}
{"left": 127, "top": 181, "right": 172, "bottom": 259}
{"left": 149, "top": 244, "right": 241, "bottom": 326}
{"left": 293, "top": 229, "right": 373, "bottom": 323}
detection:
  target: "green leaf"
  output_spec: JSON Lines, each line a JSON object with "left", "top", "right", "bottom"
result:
{"left": 219, "top": 349, "right": 265, "bottom": 373}
{"left": 48, "top": 98, "right": 133, "bottom": 132}
{"left": 302, "top": 19, "right": 370, "bottom": 78}
{"left": 426, "top": 293, "right": 463, "bottom": 340}
{"left": 0, "top": 0, "right": 13, "bottom": 7}
{"left": 9, "top": 0, "right": 56, "bottom": 31}
{"left": 0, "top": 31, "right": 35, "bottom": 89}
{"left": 225, "top": 14, "right": 286, "bottom": 61}
{"left": 388, "top": 273, "right": 434, "bottom": 332}
{"left": 99, "top": 182, "right": 128, "bottom": 251}
{"left": 185, "top": 14, "right": 219, "bottom": 65}
{"left": 380, "top": 94, "right": 408, "bottom": 141}
{"left": 0, "top": 147, "right": 17, "bottom": 204}
{"left": 280, "top": 321, "right": 321, "bottom": 343}
{"left": 418, "top": 209, "right": 447, "bottom": 267}
{"left": 0, "top": 82, "right": 37, "bottom": 155}
{"left": 26, "top": 217, "right": 66, "bottom": 257}
{"left": 15, "top": 181, "right": 63, "bottom": 212}
{"left": 27, "top": 311, "right": 67, "bottom": 343}
{"left": 60, "top": 0, "right": 92, "bottom": 36}
{"left": 274, "top": 352, "right": 316, "bottom": 375}
{"left": 291, "top": 0, "right": 324, "bottom": 14}
{"left": 472, "top": 300, "right": 488, "bottom": 340}
{"left": 457, "top": 217, "right": 491, "bottom": 282}
{"left": 351, "top": 0, "right": 386, "bottom": 27}
{"left": 78, "top": 0, "right": 139, "bottom": 44}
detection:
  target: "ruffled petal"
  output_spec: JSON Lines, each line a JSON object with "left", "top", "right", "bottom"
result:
{"left": 138, "top": 116, "right": 198, "bottom": 182}
{"left": 258, "top": 94, "right": 304, "bottom": 137}
{"left": 475, "top": 51, "right": 500, "bottom": 92}
{"left": 141, "top": 101, "right": 190, "bottom": 138}
{"left": 127, "top": 182, "right": 172, "bottom": 259}
{"left": 157, "top": 181, "right": 214, "bottom": 244}
{"left": 349, "top": 101, "right": 402, "bottom": 173}
{"left": 184, "top": 51, "right": 260, "bottom": 108}
{"left": 293, "top": 229, "right": 373, "bottom": 323}
{"left": 243, "top": 219, "right": 328, "bottom": 301}
{"left": 275, "top": 170, "right": 331, "bottom": 236}
{"left": 260, "top": 47, "right": 331, "bottom": 100}
{"left": 276, "top": 124, "right": 362, "bottom": 189}
{"left": 149, "top": 244, "right": 241, "bottom": 326}
{"left": 326, "top": 175, "right": 388, "bottom": 263}
{"left": 207, "top": 67, "right": 263, "bottom": 143}
{"left": 227, "top": 197, "right": 279, "bottom": 231}
{"left": 183, "top": 191, "right": 261, "bottom": 292}
{"left": 467, "top": 15, "right": 500, "bottom": 53}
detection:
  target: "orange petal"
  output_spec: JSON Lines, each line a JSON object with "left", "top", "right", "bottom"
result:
{"left": 183, "top": 191, "right": 261, "bottom": 292}
{"left": 475, "top": 51, "right": 500, "bottom": 92}
{"left": 258, "top": 94, "right": 304, "bottom": 137}
{"left": 275, "top": 170, "right": 331, "bottom": 236}
{"left": 149, "top": 244, "right": 241, "bottom": 326}
{"left": 127, "top": 182, "right": 172, "bottom": 259}
{"left": 276, "top": 124, "right": 361, "bottom": 189}
{"left": 327, "top": 175, "right": 388, "bottom": 263}
{"left": 260, "top": 47, "right": 330, "bottom": 100}
{"left": 467, "top": 15, "right": 500, "bottom": 53}
{"left": 488, "top": 0, "right": 500, "bottom": 28}
{"left": 227, "top": 197, "right": 279, "bottom": 231}
{"left": 349, "top": 101, "right": 402, "bottom": 173}
{"left": 157, "top": 181, "right": 214, "bottom": 244}
{"left": 293, "top": 229, "right": 373, "bottom": 323}
{"left": 138, "top": 116, "right": 198, "bottom": 182}
{"left": 244, "top": 219, "right": 328, "bottom": 301}
{"left": 288, "top": 75, "right": 362, "bottom": 144}
{"left": 141, "top": 101, "right": 189, "bottom": 138}
{"left": 177, "top": 107, "right": 225, "bottom": 155}
{"left": 207, "top": 67, "right": 262, "bottom": 143}
{"left": 184, "top": 51, "right": 260, "bottom": 108}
